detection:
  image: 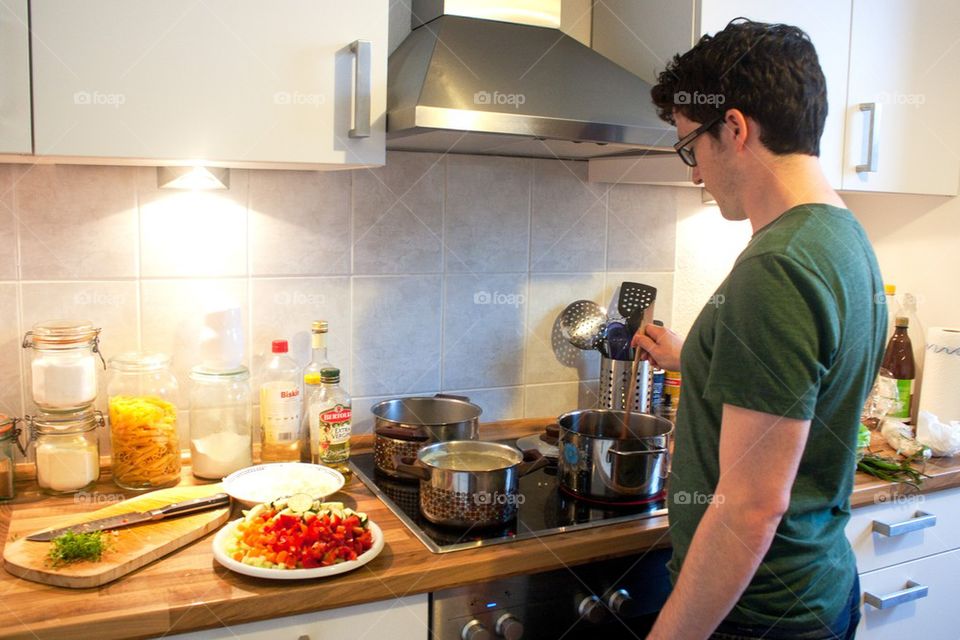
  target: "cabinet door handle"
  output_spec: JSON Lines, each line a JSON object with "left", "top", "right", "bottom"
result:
{"left": 864, "top": 580, "right": 928, "bottom": 609}
{"left": 855, "top": 102, "right": 881, "bottom": 173}
{"left": 348, "top": 40, "right": 371, "bottom": 138}
{"left": 871, "top": 511, "right": 936, "bottom": 537}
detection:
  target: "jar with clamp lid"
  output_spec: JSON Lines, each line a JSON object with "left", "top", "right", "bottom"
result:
{"left": 22, "top": 320, "right": 105, "bottom": 412}
{"left": 0, "top": 415, "right": 26, "bottom": 500}
{"left": 27, "top": 410, "right": 103, "bottom": 495}
{"left": 107, "top": 353, "right": 182, "bottom": 490}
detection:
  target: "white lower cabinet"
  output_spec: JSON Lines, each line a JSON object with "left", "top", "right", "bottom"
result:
{"left": 164, "top": 594, "right": 428, "bottom": 640}
{"left": 858, "top": 549, "right": 959, "bottom": 639}
{"left": 848, "top": 486, "right": 960, "bottom": 638}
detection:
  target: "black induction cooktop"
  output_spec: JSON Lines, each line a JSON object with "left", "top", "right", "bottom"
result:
{"left": 350, "top": 444, "right": 668, "bottom": 554}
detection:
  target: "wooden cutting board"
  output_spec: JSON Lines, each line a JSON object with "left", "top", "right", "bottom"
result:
{"left": 3, "top": 483, "right": 231, "bottom": 588}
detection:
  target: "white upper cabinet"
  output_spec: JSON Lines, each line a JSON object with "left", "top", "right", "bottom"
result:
{"left": 0, "top": 0, "right": 32, "bottom": 155}
{"left": 30, "top": 1, "right": 387, "bottom": 168}
{"left": 841, "top": 0, "right": 960, "bottom": 195}
{"left": 592, "top": 0, "right": 851, "bottom": 189}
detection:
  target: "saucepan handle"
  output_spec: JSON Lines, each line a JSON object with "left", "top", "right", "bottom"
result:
{"left": 393, "top": 456, "right": 432, "bottom": 481}
{"left": 607, "top": 447, "right": 668, "bottom": 459}
{"left": 518, "top": 449, "right": 550, "bottom": 476}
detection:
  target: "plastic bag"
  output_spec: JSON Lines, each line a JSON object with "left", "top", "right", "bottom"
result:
{"left": 916, "top": 410, "right": 960, "bottom": 457}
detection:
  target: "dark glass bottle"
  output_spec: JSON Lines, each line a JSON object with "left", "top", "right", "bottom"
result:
{"left": 881, "top": 317, "right": 916, "bottom": 423}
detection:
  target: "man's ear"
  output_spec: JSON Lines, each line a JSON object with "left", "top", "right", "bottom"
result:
{"left": 722, "top": 108, "right": 750, "bottom": 151}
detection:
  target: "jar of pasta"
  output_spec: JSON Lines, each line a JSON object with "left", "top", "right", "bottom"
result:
{"left": 107, "top": 353, "right": 182, "bottom": 490}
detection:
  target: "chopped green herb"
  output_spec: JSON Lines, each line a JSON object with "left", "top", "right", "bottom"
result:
{"left": 47, "top": 531, "right": 111, "bottom": 567}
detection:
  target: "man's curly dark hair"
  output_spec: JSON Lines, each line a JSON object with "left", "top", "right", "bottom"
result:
{"left": 650, "top": 19, "right": 828, "bottom": 156}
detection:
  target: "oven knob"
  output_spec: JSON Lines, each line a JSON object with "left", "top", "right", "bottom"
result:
{"left": 577, "top": 595, "right": 608, "bottom": 624}
{"left": 495, "top": 613, "right": 524, "bottom": 640}
{"left": 607, "top": 589, "right": 639, "bottom": 616}
{"left": 461, "top": 619, "right": 492, "bottom": 640}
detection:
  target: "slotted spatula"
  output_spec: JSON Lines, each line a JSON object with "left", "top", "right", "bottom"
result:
{"left": 618, "top": 282, "right": 658, "bottom": 335}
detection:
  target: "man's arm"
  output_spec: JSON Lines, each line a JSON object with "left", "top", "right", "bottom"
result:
{"left": 647, "top": 404, "right": 811, "bottom": 640}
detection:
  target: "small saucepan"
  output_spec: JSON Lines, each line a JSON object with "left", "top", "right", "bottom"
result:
{"left": 395, "top": 441, "right": 548, "bottom": 528}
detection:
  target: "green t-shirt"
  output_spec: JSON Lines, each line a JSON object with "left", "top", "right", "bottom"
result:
{"left": 667, "top": 204, "right": 886, "bottom": 629}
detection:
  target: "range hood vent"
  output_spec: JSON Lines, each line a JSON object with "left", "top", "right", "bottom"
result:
{"left": 387, "top": 1, "right": 674, "bottom": 160}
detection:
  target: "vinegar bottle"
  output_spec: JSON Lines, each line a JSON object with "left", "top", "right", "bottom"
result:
{"left": 881, "top": 317, "right": 916, "bottom": 423}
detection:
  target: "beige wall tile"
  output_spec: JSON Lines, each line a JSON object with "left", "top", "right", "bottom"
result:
{"left": 0, "top": 166, "right": 17, "bottom": 280}
{"left": 531, "top": 159, "right": 606, "bottom": 272}
{"left": 139, "top": 168, "right": 248, "bottom": 277}
{"left": 351, "top": 275, "right": 441, "bottom": 397}
{"left": 607, "top": 183, "right": 677, "bottom": 272}
{"left": 17, "top": 165, "right": 138, "bottom": 279}
{"left": 353, "top": 151, "right": 443, "bottom": 274}
{"left": 524, "top": 273, "right": 604, "bottom": 384}
{"left": 249, "top": 170, "right": 350, "bottom": 276}
{"left": 445, "top": 155, "right": 531, "bottom": 273}
{"left": 0, "top": 284, "right": 21, "bottom": 417}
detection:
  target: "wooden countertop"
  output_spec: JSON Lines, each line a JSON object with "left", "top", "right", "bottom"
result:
{"left": 1, "top": 419, "right": 958, "bottom": 640}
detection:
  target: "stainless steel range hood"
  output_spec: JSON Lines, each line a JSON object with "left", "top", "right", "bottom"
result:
{"left": 387, "top": 0, "right": 674, "bottom": 160}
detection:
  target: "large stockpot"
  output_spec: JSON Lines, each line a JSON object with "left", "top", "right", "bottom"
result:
{"left": 395, "top": 441, "right": 548, "bottom": 528}
{"left": 372, "top": 395, "right": 482, "bottom": 477}
{"left": 555, "top": 409, "right": 672, "bottom": 502}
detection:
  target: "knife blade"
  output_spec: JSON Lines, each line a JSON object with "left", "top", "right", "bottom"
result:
{"left": 26, "top": 492, "right": 231, "bottom": 542}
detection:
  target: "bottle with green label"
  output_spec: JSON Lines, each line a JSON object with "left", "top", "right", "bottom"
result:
{"left": 881, "top": 316, "right": 916, "bottom": 423}
{"left": 307, "top": 367, "right": 352, "bottom": 474}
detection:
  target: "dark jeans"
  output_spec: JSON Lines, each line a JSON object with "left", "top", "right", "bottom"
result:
{"left": 709, "top": 574, "right": 861, "bottom": 640}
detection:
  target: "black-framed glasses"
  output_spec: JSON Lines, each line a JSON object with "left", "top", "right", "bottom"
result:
{"left": 673, "top": 114, "right": 724, "bottom": 167}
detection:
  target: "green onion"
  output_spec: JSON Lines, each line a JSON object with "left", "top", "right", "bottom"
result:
{"left": 857, "top": 453, "right": 928, "bottom": 489}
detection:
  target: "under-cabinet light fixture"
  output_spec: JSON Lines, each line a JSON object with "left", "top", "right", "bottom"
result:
{"left": 157, "top": 166, "right": 230, "bottom": 190}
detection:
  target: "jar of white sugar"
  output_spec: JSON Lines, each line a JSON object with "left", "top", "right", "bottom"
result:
{"left": 189, "top": 365, "right": 252, "bottom": 479}
{"left": 27, "top": 410, "right": 103, "bottom": 495}
{"left": 22, "top": 320, "right": 105, "bottom": 412}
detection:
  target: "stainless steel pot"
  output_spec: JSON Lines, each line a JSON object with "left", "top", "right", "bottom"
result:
{"left": 372, "top": 395, "right": 482, "bottom": 477}
{"left": 395, "top": 441, "right": 547, "bottom": 528}
{"left": 555, "top": 409, "right": 672, "bottom": 502}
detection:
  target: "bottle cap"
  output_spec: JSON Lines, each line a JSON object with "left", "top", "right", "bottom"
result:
{"left": 320, "top": 367, "right": 340, "bottom": 382}
{"left": 884, "top": 284, "right": 896, "bottom": 295}
{"left": 311, "top": 320, "right": 328, "bottom": 334}
{"left": 304, "top": 372, "right": 322, "bottom": 385}
{"left": 895, "top": 317, "right": 909, "bottom": 328}
{"left": 271, "top": 339, "right": 289, "bottom": 353}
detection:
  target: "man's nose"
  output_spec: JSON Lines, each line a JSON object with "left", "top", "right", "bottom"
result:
{"left": 691, "top": 165, "right": 703, "bottom": 185}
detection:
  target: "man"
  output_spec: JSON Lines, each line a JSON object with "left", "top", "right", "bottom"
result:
{"left": 636, "top": 20, "right": 886, "bottom": 639}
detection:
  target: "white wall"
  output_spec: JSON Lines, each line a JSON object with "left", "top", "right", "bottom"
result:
{"left": 844, "top": 191, "right": 960, "bottom": 333}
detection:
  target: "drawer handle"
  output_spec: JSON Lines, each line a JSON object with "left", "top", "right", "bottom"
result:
{"left": 864, "top": 580, "right": 928, "bottom": 609}
{"left": 871, "top": 511, "right": 936, "bottom": 537}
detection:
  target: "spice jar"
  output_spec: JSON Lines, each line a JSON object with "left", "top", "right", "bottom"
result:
{"left": 22, "top": 320, "right": 105, "bottom": 412}
{"left": 27, "top": 410, "right": 103, "bottom": 495}
{"left": 189, "top": 365, "right": 252, "bottom": 479}
{"left": 107, "top": 353, "right": 181, "bottom": 490}
{"left": 0, "top": 415, "right": 26, "bottom": 501}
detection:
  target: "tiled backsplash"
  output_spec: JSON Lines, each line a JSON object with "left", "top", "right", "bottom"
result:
{"left": 0, "top": 151, "right": 693, "bottom": 455}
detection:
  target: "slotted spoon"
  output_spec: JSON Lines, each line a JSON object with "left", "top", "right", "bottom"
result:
{"left": 559, "top": 300, "right": 606, "bottom": 350}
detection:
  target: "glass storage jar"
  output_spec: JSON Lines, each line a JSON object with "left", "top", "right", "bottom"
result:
{"left": 188, "top": 365, "right": 252, "bottom": 479}
{"left": 22, "top": 320, "right": 104, "bottom": 412}
{"left": 107, "top": 353, "right": 181, "bottom": 490}
{"left": 27, "top": 410, "right": 103, "bottom": 495}
{"left": 0, "top": 415, "right": 26, "bottom": 500}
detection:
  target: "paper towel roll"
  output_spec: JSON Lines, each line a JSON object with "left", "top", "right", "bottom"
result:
{"left": 918, "top": 327, "right": 960, "bottom": 423}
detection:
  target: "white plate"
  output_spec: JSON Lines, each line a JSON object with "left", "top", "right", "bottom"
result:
{"left": 212, "top": 518, "right": 384, "bottom": 580}
{"left": 222, "top": 463, "right": 345, "bottom": 507}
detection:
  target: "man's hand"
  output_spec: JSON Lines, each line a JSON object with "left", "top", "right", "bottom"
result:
{"left": 632, "top": 324, "right": 683, "bottom": 371}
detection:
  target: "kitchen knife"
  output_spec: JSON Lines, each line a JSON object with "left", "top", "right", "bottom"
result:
{"left": 26, "top": 492, "right": 231, "bottom": 542}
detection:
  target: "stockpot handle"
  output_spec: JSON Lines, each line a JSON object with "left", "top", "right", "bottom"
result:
{"left": 608, "top": 446, "right": 671, "bottom": 480}
{"left": 434, "top": 393, "right": 471, "bottom": 403}
{"left": 393, "top": 456, "right": 432, "bottom": 481}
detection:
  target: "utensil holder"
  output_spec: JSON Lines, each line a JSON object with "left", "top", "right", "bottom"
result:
{"left": 600, "top": 356, "right": 651, "bottom": 412}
